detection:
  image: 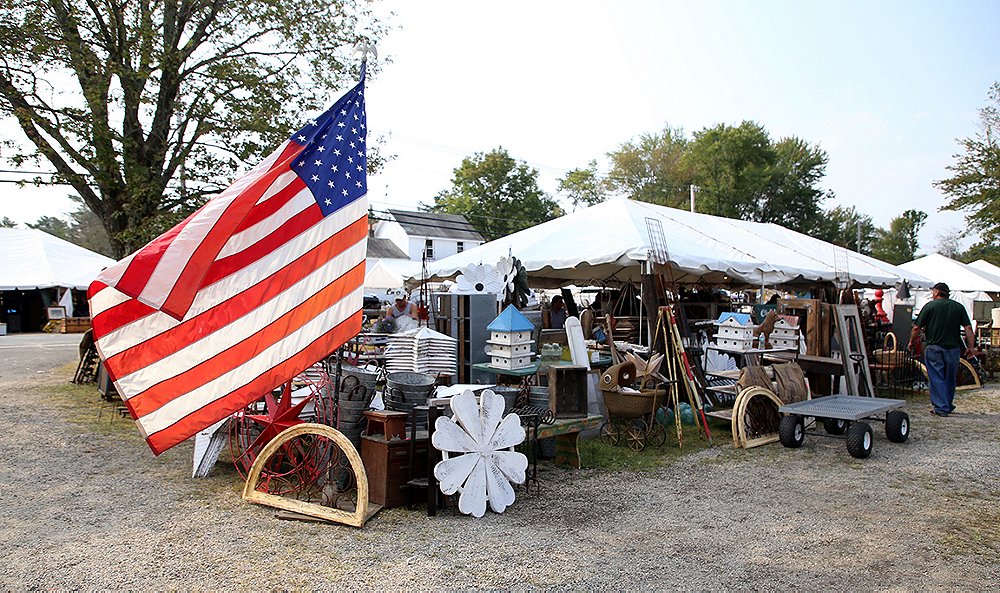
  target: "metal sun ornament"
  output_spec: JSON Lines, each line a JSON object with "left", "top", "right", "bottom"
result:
{"left": 432, "top": 389, "right": 528, "bottom": 518}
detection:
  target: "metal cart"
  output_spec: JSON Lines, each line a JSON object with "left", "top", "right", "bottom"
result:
{"left": 777, "top": 395, "right": 910, "bottom": 459}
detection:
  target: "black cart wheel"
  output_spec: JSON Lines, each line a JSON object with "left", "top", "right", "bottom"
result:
{"left": 846, "top": 421, "right": 874, "bottom": 458}
{"left": 885, "top": 410, "right": 910, "bottom": 443}
{"left": 778, "top": 415, "right": 805, "bottom": 448}
{"left": 822, "top": 418, "right": 847, "bottom": 435}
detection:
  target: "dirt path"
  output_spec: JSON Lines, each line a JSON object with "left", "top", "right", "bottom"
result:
{"left": 1, "top": 361, "right": 998, "bottom": 590}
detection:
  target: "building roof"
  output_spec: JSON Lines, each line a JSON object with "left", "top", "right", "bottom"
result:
{"left": 487, "top": 304, "right": 535, "bottom": 332}
{"left": 366, "top": 237, "right": 408, "bottom": 259}
{"left": 387, "top": 209, "right": 484, "bottom": 242}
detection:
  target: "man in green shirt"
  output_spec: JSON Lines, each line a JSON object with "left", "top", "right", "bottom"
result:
{"left": 908, "top": 282, "right": 977, "bottom": 416}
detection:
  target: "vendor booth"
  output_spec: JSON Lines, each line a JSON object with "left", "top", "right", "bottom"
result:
{"left": 420, "top": 198, "right": 930, "bottom": 291}
{"left": 0, "top": 228, "right": 116, "bottom": 333}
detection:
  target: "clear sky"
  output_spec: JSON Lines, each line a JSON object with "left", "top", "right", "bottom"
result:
{"left": 4, "top": 0, "right": 999, "bottom": 255}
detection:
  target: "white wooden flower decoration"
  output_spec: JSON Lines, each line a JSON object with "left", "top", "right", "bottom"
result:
{"left": 432, "top": 389, "right": 527, "bottom": 518}
{"left": 496, "top": 256, "right": 516, "bottom": 296}
{"left": 453, "top": 263, "right": 505, "bottom": 297}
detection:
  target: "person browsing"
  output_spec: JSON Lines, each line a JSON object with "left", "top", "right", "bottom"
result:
{"left": 908, "top": 282, "right": 978, "bottom": 417}
{"left": 385, "top": 292, "right": 415, "bottom": 320}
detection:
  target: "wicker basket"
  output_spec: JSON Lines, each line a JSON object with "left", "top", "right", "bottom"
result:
{"left": 601, "top": 388, "right": 663, "bottom": 419}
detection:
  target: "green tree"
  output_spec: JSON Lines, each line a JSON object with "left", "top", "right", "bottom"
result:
{"left": 682, "top": 122, "right": 831, "bottom": 233}
{"left": 426, "top": 147, "right": 563, "bottom": 241}
{"left": 761, "top": 137, "right": 829, "bottom": 232}
{"left": 557, "top": 160, "right": 605, "bottom": 209}
{"left": 0, "top": 0, "right": 386, "bottom": 257}
{"left": 604, "top": 125, "right": 692, "bottom": 207}
{"left": 811, "top": 205, "right": 878, "bottom": 254}
{"left": 684, "top": 121, "right": 775, "bottom": 220}
{"left": 958, "top": 240, "right": 1000, "bottom": 266}
{"left": 28, "top": 196, "right": 113, "bottom": 256}
{"left": 870, "top": 210, "right": 927, "bottom": 265}
{"left": 936, "top": 82, "right": 1000, "bottom": 244}
{"left": 0, "top": 217, "right": 16, "bottom": 228}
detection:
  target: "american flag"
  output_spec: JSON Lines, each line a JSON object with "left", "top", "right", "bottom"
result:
{"left": 88, "top": 69, "right": 369, "bottom": 455}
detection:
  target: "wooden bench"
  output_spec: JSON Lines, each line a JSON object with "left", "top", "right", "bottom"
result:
{"left": 535, "top": 415, "right": 603, "bottom": 468}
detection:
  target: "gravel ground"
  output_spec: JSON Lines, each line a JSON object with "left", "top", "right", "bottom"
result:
{"left": 1, "top": 335, "right": 998, "bottom": 590}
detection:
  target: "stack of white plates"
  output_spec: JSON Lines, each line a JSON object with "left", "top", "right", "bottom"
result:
{"left": 384, "top": 327, "right": 458, "bottom": 375}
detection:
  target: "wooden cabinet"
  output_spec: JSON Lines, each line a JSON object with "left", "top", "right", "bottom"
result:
{"left": 360, "top": 434, "right": 428, "bottom": 508}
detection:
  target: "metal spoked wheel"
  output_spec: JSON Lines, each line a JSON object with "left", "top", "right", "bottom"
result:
{"left": 599, "top": 421, "right": 620, "bottom": 446}
{"left": 646, "top": 417, "right": 667, "bottom": 448}
{"left": 626, "top": 419, "right": 647, "bottom": 452}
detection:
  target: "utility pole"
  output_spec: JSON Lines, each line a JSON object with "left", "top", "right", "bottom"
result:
{"left": 856, "top": 220, "right": 861, "bottom": 252}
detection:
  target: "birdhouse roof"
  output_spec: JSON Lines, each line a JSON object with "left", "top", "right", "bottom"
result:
{"left": 716, "top": 312, "right": 753, "bottom": 326}
{"left": 487, "top": 304, "right": 534, "bottom": 332}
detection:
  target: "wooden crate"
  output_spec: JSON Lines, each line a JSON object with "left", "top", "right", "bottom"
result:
{"left": 60, "top": 317, "right": 92, "bottom": 334}
{"left": 547, "top": 365, "right": 589, "bottom": 418}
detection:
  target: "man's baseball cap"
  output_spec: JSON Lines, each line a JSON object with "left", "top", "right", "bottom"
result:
{"left": 932, "top": 282, "right": 950, "bottom": 294}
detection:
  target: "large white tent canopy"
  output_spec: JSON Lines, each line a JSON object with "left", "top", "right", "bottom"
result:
{"left": 0, "top": 228, "right": 116, "bottom": 291}
{"left": 422, "top": 199, "right": 930, "bottom": 290}
{"left": 899, "top": 253, "right": 1000, "bottom": 293}
{"left": 898, "top": 253, "right": 1000, "bottom": 322}
{"left": 968, "top": 259, "right": 1000, "bottom": 280}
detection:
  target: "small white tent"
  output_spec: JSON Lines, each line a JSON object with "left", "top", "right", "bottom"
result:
{"left": 969, "top": 259, "right": 1000, "bottom": 279}
{"left": 422, "top": 198, "right": 929, "bottom": 289}
{"left": 898, "top": 253, "right": 1000, "bottom": 323}
{"left": 364, "top": 259, "right": 405, "bottom": 291}
{"left": 0, "top": 228, "right": 116, "bottom": 290}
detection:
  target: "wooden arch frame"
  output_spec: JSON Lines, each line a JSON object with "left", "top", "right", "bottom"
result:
{"left": 241, "top": 423, "right": 373, "bottom": 528}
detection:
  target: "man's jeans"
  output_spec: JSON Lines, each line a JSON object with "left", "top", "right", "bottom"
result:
{"left": 925, "top": 345, "right": 960, "bottom": 414}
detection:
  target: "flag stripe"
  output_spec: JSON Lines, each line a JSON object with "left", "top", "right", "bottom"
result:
{"left": 112, "top": 215, "right": 194, "bottom": 301}
{"left": 217, "top": 181, "right": 313, "bottom": 261}
{"left": 109, "top": 231, "right": 367, "bottom": 385}
{"left": 231, "top": 171, "right": 305, "bottom": 235}
{"left": 141, "top": 310, "right": 363, "bottom": 454}
{"left": 152, "top": 148, "right": 306, "bottom": 319}
{"left": 134, "top": 287, "right": 364, "bottom": 438}
{"left": 203, "top": 195, "right": 322, "bottom": 288}
{"left": 124, "top": 261, "right": 365, "bottom": 418}
{"left": 94, "top": 199, "right": 367, "bottom": 350}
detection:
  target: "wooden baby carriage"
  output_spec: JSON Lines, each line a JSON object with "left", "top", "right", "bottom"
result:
{"left": 598, "top": 361, "right": 667, "bottom": 451}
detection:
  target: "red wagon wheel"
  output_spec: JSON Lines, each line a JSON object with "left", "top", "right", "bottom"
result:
{"left": 229, "top": 367, "right": 329, "bottom": 495}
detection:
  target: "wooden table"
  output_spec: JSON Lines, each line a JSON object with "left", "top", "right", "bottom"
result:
{"left": 535, "top": 415, "right": 603, "bottom": 468}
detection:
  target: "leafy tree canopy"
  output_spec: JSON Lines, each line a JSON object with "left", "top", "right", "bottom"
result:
{"left": 811, "top": 205, "right": 878, "bottom": 255}
{"left": 870, "top": 209, "right": 927, "bottom": 265}
{"left": 28, "top": 196, "right": 113, "bottom": 256}
{"left": 426, "top": 147, "right": 563, "bottom": 242}
{"left": 936, "top": 82, "right": 1000, "bottom": 245}
{"left": 557, "top": 160, "right": 605, "bottom": 209}
{"left": 0, "top": 0, "right": 386, "bottom": 257}
{"left": 605, "top": 125, "right": 692, "bottom": 208}
{"left": 587, "top": 121, "right": 829, "bottom": 234}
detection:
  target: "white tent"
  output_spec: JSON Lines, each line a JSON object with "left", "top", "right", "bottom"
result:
{"left": 0, "top": 228, "right": 116, "bottom": 290}
{"left": 969, "top": 259, "right": 1000, "bottom": 279}
{"left": 364, "top": 259, "right": 405, "bottom": 291}
{"left": 899, "top": 253, "right": 1000, "bottom": 322}
{"left": 422, "top": 198, "right": 930, "bottom": 289}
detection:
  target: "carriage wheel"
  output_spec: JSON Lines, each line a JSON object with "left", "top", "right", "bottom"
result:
{"left": 599, "top": 421, "right": 620, "bottom": 446}
{"left": 626, "top": 420, "right": 647, "bottom": 451}
{"left": 646, "top": 419, "right": 667, "bottom": 448}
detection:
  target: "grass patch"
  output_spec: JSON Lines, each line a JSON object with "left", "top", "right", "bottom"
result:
{"left": 578, "top": 427, "right": 714, "bottom": 471}
{"left": 44, "top": 370, "right": 141, "bottom": 440}
{"left": 939, "top": 505, "right": 1000, "bottom": 562}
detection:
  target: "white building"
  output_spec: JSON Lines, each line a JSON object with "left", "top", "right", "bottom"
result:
{"left": 374, "top": 209, "right": 485, "bottom": 262}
